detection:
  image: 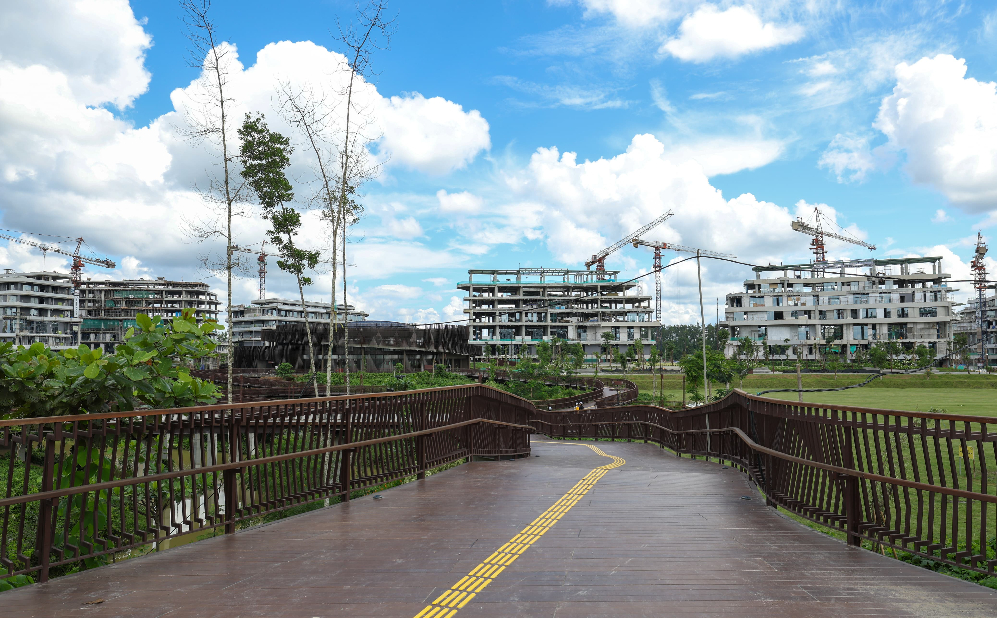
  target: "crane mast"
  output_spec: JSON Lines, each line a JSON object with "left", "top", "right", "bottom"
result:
{"left": 971, "top": 232, "right": 989, "bottom": 370}
{"left": 585, "top": 211, "right": 674, "bottom": 272}
{"left": 632, "top": 239, "right": 735, "bottom": 322}
{"left": 791, "top": 209, "right": 875, "bottom": 274}
{"left": 231, "top": 243, "right": 268, "bottom": 300}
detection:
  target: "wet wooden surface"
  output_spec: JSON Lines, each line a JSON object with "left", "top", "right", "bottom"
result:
{"left": 5, "top": 437, "right": 996, "bottom": 617}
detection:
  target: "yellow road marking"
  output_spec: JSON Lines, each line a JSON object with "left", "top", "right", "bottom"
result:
{"left": 412, "top": 444, "right": 625, "bottom": 618}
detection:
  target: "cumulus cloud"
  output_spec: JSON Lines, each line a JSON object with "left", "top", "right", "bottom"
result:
{"left": 442, "top": 296, "right": 464, "bottom": 320}
{"left": 817, "top": 133, "right": 887, "bottom": 183}
{"left": 510, "top": 133, "right": 810, "bottom": 268}
{"left": 661, "top": 5, "right": 804, "bottom": 63}
{"left": 932, "top": 209, "right": 951, "bottom": 223}
{"left": 437, "top": 190, "right": 484, "bottom": 214}
{"left": 874, "top": 54, "right": 997, "bottom": 209}
{"left": 378, "top": 93, "right": 490, "bottom": 174}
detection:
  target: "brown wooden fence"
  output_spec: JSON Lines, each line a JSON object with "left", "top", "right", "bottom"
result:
{"left": 0, "top": 385, "right": 535, "bottom": 582}
{"left": 533, "top": 389, "right": 997, "bottom": 577}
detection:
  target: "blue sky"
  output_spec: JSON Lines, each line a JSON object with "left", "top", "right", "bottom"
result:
{"left": 2, "top": 0, "right": 997, "bottom": 325}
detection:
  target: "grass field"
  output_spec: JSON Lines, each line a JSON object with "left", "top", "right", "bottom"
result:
{"left": 624, "top": 372, "right": 997, "bottom": 417}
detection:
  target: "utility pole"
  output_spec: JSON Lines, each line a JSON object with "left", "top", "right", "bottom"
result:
{"left": 697, "top": 250, "right": 709, "bottom": 401}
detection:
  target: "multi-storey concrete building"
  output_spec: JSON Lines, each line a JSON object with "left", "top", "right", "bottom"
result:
{"left": 230, "top": 298, "right": 367, "bottom": 349}
{"left": 79, "top": 278, "right": 220, "bottom": 353}
{"left": 0, "top": 270, "right": 79, "bottom": 349}
{"left": 458, "top": 268, "right": 660, "bottom": 359}
{"left": 722, "top": 257, "right": 954, "bottom": 361}
{"left": 952, "top": 294, "right": 997, "bottom": 368}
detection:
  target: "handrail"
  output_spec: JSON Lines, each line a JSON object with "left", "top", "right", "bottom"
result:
{"left": 533, "top": 390, "right": 997, "bottom": 576}
{"left": 0, "top": 384, "right": 537, "bottom": 582}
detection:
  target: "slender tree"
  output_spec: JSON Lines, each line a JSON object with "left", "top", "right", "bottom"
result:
{"left": 333, "top": 0, "right": 394, "bottom": 394}
{"left": 179, "top": 0, "right": 242, "bottom": 402}
{"left": 238, "top": 113, "right": 322, "bottom": 396}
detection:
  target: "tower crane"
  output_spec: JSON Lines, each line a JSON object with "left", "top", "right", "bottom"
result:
{"left": 632, "top": 239, "right": 735, "bottom": 322}
{"left": 231, "top": 242, "right": 268, "bottom": 300}
{"left": 0, "top": 232, "right": 115, "bottom": 317}
{"left": 791, "top": 208, "right": 875, "bottom": 272}
{"left": 971, "top": 232, "right": 989, "bottom": 370}
{"left": 585, "top": 210, "right": 674, "bottom": 272}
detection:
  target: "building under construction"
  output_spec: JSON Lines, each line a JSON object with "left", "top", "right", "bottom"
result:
{"left": 458, "top": 268, "right": 660, "bottom": 360}
{"left": 0, "top": 270, "right": 79, "bottom": 349}
{"left": 79, "top": 278, "right": 220, "bottom": 353}
{"left": 722, "top": 257, "right": 955, "bottom": 361}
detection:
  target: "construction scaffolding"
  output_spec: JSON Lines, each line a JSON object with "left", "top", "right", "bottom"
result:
{"left": 234, "top": 321, "right": 473, "bottom": 371}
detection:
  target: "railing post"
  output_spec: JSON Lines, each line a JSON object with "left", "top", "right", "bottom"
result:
{"left": 416, "top": 401, "right": 427, "bottom": 480}
{"left": 844, "top": 473, "right": 861, "bottom": 546}
{"left": 223, "top": 467, "right": 238, "bottom": 534}
{"left": 36, "top": 435, "right": 56, "bottom": 582}
{"left": 341, "top": 401, "right": 353, "bottom": 501}
{"left": 764, "top": 453, "right": 776, "bottom": 508}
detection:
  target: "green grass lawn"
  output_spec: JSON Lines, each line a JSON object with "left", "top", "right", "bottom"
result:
{"left": 625, "top": 372, "right": 997, "bottom": 416}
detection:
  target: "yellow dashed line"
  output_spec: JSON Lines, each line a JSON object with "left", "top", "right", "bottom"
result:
{"left": 411, "top": 443, "right": 625, "bottom": 618}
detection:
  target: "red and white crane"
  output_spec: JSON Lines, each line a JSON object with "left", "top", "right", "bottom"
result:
{"left": 585, "top": 211, "right": 674, "bottom": 272}
{"left": 0, "top": 231, "right": 115, "bottom": 317}
{"left": 791, "top": 208, "right": 875, "bottom": 271}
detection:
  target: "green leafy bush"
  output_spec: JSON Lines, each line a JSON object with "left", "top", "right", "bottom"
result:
{"left": 275, "top": 362, "right": 294, "bottom": 378}
{"left": 0, "top": 309, "right": 219, "bottom": 419}
{"left": 0, "top": 574, "right": 34, "bottom": 592}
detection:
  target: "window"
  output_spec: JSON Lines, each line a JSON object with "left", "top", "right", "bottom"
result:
{"left": 773, "top": 296, "right": 784, "bottom": 307}
{"left": 853, "top": 325, "right": 868, "bottom": 340}
{"left": 773, "top": 311, "right": 784, "bottom": 320}
{"left": 798, "top": 327, "right": 810, "bottom": 340}
{"left": 612, "top": 327, "right": 620, "bottom": 341}
{"left": 640, "top": 327, "right": 649, "bottom": 339}
{"left": 896, "top": 308, "right": 909, "bottom": 318}
{"left": 788, "top": 296, "right": 801, "bottom": 306}
{"left": 919, "top": 307, "right": 938, "bottom": 318}
{"left": 828, "top": 296, "right": 841, "bottom": 305}
{"left": 863, "top": 308, "right": 877, "bottom": 318}
{"left": 730, "top": 296, "right": 743, "bottom": 307}
{"left": 818, "top": 310, "right": 827, "bottom": 320}
{"left": 812, "top": 295, "right": 820, "bottom": 307}
{"left": 883, "top": 308, "right": 891, "bottom": 318}
{"left": 749, "top": 296, "right": 765, "bottom": 307}
{"left": 550, "top": 326, "right": 567, "bottom": 339}
{"left": 853, "top": 293, "right": 870, "bottom": 304}
{"left": 577, "top": 326, "right": 588, "bottom": 341}
{"left": 879, "top": 293, "right": 892, "bottom": 304}
{"left": 627, "top": 326, "right": 634, "bottom": 340}
{"left": 757, "top": 326, "right": 767, "bottom": 340}
{"left": 850, "top": 309, "right": 859, "bottom": 319}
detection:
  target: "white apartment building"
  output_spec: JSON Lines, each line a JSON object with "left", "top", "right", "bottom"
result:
{"left": 0, "top": 270, "right": 80, "bottom": 349}
{"left": 230, "top": 298, "right": 367, "bottom": 348}
{"left": 722, "top": 257, "right": 954, "bottom": 360}
{"left": 458, "top": 268, "right": 660, "bottom": 359}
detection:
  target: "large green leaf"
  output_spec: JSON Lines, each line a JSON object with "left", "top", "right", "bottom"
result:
{"left": 83, "top": 362, "right": 100, "bottom": 380}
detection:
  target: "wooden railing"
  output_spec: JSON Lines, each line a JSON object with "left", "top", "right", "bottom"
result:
{"left": 533, "top": 390, "right": 997, "bottom": 577}
{"left": 0, "top": 385, "right": 536, "bottom": 582}
{"left": 594, "top": 379, "right": 638, "bottom": 408}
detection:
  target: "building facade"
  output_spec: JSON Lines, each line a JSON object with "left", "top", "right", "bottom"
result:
{"left": 79, "top": 278, "right": 220, "bottom": 353}
{"left": 952, "top": 294, "right": 996, "bottom": 368}
{"left": 230, "top": 298, "right": 367, "bottom": 349}
{"left": 0, "top": 270, "right": 79, "bottom": 349}
{"left": 722, "top": 257, "right": 954, "bottom": 361}
{"left": 458, "top": 268, "right": 660, "bottom": 359}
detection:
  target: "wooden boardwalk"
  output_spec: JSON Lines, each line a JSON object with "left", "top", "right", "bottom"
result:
{"left": 5, "top": 437, "right": 996, "bottom": 617}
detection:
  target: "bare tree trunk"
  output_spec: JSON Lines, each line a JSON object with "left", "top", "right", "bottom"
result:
{"left": 294, "top": 271, "right": 319, "bottom": 397}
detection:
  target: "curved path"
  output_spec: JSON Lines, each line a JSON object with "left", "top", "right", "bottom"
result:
{"left": 5, "top": 437, "right": 996, "bottom": 617}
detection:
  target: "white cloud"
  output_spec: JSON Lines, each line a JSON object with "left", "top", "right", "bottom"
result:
{"left": 383, "top": 215, "right": 424, "bottom": 239}
{"left": 423, "top": 277, "right": 449, "bottom": 286}
{"left": 378, "top": 93, "right": 490, "bottom": 175}
{"left": 661, "top": 135, "right": 784, "bottom": 176}
{"left": 562, "top": 0, "right": 696, "bottom": 27}
{"left": 0, "top": 0, "right": 151, "bottom": 108}
{"left": 932, "top": 209, "right": 951, "bottom": 223}
{"left": 661, "top": 5, "right": 804, "bottom": 63}
{"left": 807, "top": 60, "right": 838, "bottom": 77}
{"left": 442, "top": 296, "right": 464, "bottom": 320}
{"left": 511, "top": 133, "right": 809, "bottom": 268}
{"left": 818, "top": 133, "right": 884, "bottom": 183}
{"left": 370, "top": 284, "right": 423, "bottom": 299}
{"left": 874, "top": 54, "right": 997, "bottom": 209}
{"left": 437, "top": 190, "right": 484, "bottom": 214}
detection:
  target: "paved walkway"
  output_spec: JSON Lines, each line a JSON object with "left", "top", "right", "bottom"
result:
{"left": 5, "top": 437, "right": 996, "bottom": 617}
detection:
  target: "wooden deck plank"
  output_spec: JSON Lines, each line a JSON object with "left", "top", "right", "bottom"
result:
{"left": 3, "top": 437, "right": 995, "bottom": 617}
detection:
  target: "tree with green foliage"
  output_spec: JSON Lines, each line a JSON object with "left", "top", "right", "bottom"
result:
{"left": 600, "top": 330, "right": 615, "bottom": 371}
{"left": 0, "top": 310, "right": 218, "bottom": 419}
{"left": 953, "top": 333, "right": 971, "bottom": 372}
{"left": 239, "top": 113, "right": 322, "bottom": 396}
{"left": 914, "top": 344, "right": 935, "bottom": 370}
